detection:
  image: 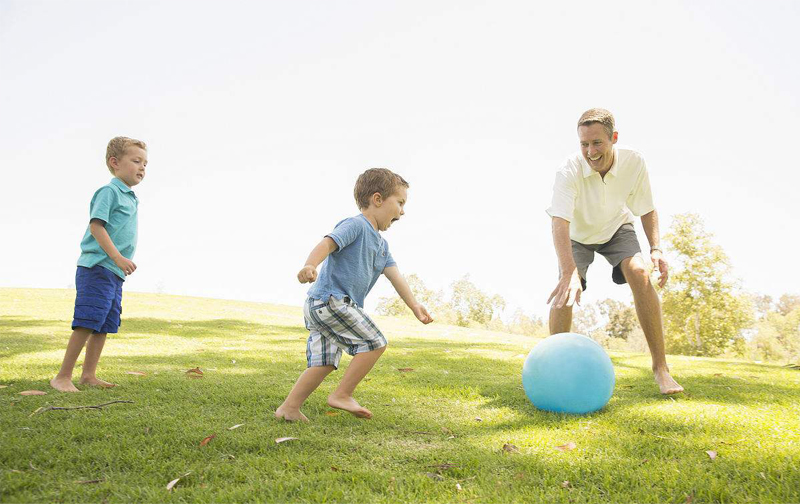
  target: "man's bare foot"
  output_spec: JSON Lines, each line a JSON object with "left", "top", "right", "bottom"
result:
{"left": 274, "top": 405, "right": 309, "bottom": 422}
{"left": 78, "top": 377, "right": 116, "bottom": 388}
{"left": 655, "top": 368, "right": 684, "bottom": 395}
{"left": 50, "top": 377, "right": 80, "bottom": 392}
{"left": 327, "top": 394, "right": 372, "bottom": 419}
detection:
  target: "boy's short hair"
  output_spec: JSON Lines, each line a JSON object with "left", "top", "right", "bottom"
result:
{"left": 577, "top": 108, "right": 615, "bottom": 139}
{"left": 106, "top": 136, "right": 147, "bottom": 174}
{"left": 354, "top": 168, "right": 409, "bottom": 210}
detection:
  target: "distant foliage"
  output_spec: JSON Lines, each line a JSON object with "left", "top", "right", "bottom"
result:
{"left": 449, "top": 275, "right": 506, "bottom": 327}
{"left": 661, "top": 213, "right": 753, "bottom": 356}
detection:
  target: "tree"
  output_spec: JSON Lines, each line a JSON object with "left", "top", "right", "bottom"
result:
{"left": 777, "top": 294, "right": 800, "bottom": 316}
{"left": 449, "top": 275, "right": 506, "bottom": 327}
{"left": 375, "top": 274, "right": 445, "bottom": 318}
{"left": 599, "top": 299, "right": 639, "bottom": 340}
{"left": 661, "top": 213, "right": 753, "bottom": 356}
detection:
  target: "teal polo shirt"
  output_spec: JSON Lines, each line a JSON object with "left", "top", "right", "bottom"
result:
{"left": 77, "top": 178, "right": 139, "bottom": 280}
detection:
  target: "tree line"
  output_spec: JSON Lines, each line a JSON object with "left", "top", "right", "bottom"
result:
{"left": 375, "top": 213, "right": 799, "bottom": 362}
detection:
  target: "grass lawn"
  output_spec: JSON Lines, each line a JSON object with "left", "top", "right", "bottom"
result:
{"left": 1, "top": 288, "right": 799, "bottom": 503}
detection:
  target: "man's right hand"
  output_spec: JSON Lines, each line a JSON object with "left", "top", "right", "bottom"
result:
{"left": 113, "top": 256, "right": 137, "bottom": 276}
{"left": 297, "top": 265, "right": 318, "bottom": 284}
{"left": 547, "top": 269, "right": 582, "bottom": 308}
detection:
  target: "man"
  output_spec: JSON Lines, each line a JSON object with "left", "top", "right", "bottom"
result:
{"left": 546, "top": 108, "right": 683, "bottom": 395}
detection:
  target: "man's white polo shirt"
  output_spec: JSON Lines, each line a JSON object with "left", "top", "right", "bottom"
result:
{"left": 546, "top": 146, "right": 655, "bottom": 245}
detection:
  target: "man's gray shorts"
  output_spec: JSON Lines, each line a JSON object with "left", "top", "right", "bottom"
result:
{"left": 567, "top": 223, "right": 642, "bottom": 291}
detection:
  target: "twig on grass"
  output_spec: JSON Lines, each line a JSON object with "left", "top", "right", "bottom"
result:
{"left": 34, "top": 400, "right": 133, "bottom": 414}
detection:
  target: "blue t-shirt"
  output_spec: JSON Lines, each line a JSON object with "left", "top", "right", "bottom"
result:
{"left": 307, "top": 214, "right": 397, "bottom": 308}
{"left": 76, "top": 178, "right": 139, "bottom": 280}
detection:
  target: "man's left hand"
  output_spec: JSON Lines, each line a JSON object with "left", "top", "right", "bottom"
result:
{"left": 651, "top": 250, "right": 669, "bottom": 288}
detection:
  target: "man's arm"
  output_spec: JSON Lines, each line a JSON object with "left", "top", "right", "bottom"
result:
{"left": 297, "top": 237, "right": 338, "bottom": 283}
{"left": 383, "top": 266, "right": 433, "bottom": 324}
{"left": 90, "top": 219, "right": 136, "bottom": 276}
{"left": 640, "top": 210, "right": 668, "bottom": 288}
{"left": 547, "top": 217, "right": 582, "bottom": 308}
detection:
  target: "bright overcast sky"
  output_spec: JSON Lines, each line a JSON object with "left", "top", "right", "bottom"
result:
{"left": 1, "top": 0, "right": 799, "bottom": 319}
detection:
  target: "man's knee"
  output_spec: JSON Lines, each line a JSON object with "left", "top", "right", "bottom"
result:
{"left": 622, "top": 257, "right": 651, "bottom": 288}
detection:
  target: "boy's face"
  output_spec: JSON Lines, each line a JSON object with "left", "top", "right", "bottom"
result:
{"left": 375, "top": 186, "right": 407, "bottom": 231}
{"left": 111, "top": 146, "right": 147, "bottom": 188}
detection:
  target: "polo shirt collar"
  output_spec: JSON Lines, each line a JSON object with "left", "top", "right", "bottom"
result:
{"left": 581, "top": 147, "right": 619, "bottom": 179}
{"left": 110, "top": 177, "right": 135, "bottom": 194}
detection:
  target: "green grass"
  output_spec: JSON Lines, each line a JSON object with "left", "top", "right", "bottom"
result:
{"left": 1, "top": 288, "right": 799, "bottom": 503}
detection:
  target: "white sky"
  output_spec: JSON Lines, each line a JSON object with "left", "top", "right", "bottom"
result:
{"left": 1, "top": 0, "right": 799, "bottom": 319}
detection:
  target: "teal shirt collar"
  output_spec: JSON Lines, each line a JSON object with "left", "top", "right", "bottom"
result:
{"left": 110, "top": 177, "right": 136, "bottom": 196}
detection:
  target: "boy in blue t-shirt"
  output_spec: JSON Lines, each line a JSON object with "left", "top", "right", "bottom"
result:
{"left": 275, "top": 168, "right": 433, "bottom": 421}
{"left": 50, "top": 137, "right": 147, "bottom": 392}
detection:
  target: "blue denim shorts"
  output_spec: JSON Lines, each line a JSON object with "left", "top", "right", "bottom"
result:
{"left": 72, "top": 265, "right": 124, "bottom": 334}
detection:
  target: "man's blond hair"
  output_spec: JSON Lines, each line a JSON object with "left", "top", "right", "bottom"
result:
{"left": 106, "top": 136, "right": 147, "bottom": 174}
{"left": 577, "top": 108, "right": 615, "bottom": 139}
{"left": 354, "top": 168, "right": 409, "bottom": 210}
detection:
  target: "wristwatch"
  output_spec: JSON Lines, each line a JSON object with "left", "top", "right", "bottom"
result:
{"left": 650, "top": 247, "right": 662, "bottom": 253}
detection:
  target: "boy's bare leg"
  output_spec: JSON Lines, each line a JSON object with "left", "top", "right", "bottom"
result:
{"left": 275, "top": 365, "right": 335, "bottom": 422}
{"left": 327, "top": 346, "right": 386, "bottom": 419}
{"left": 79, "top": 333, "right": 115, "bottom": 387}
{"left": 50, "top": 328, "right": 93, "bottom": 392}
{"left": 621, "top": 256, "right": 684, "bottom": 395}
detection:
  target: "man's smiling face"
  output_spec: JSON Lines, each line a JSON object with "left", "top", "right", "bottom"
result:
{"left": 579, "top": 122, "right": 617, "bottom": 175}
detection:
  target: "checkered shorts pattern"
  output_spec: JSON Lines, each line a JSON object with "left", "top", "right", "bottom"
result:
{"left": 303, "top": 295, "right": 387, "bottom": 369}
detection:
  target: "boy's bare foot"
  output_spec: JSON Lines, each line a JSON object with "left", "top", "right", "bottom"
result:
{"left": 327, "top": 393, "right": 372, "bottom": 419}
{"left": 79, "top": 377, "right": 116, "bottom": 388}
{"left": 50, "top": 377, "right": 80, "bottom": 392}
{"left": 655, "top": 368, "right": 684, "bottom": 395}
{"left": 274, "top": 406, "right": 309, "bottom": 422}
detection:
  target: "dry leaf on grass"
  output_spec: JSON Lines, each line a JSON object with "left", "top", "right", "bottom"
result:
{"left": 475, "top": 417, "right": 482, "bottom": 422}
{"left": 561, "top": 481, "right": 571, "bottom": 488}
{"left": 275, "top": 437, "right": 298, "bottom": 444}
{"left": 397, "top": 368, "right": 415, "bottom": 372}
{"left": 502, "top": 443, "right": 520, "bottom": 453}
{"left": 19, "top": 390, "right": 46, "bottom": 396}
{"left": 75, "top": 479, "right": 104, "bottom": 484}
{"left": 325, "top": 411, "right": 340, "bottom": 416}
{"left": 706, "top": 450, "right": 717, "bottom": 460}
{"left": 125, "top": 371, "right": 146, "bottom": 376}
{"left": 556, "top": 442, "right": 577, "bottom": 452}
{"left": 425, "top": 472, "right": 444, "bottom": 481}
{"left": 186, "top": 367, "right": 204, "bottom": 378}
{"left": 166, "top": 472, "right": 192, "bottom": 491}
{"left": 228, "top": 424, "right": 245, "bottom": 430}
{"left": 199, "top": 434, "right": 216, "bottom": 447}
{"left": 0, "top": 385, "right": 10, "bottom": 388}
{"left": 456, "top": 483, "right": 463, "bottom": 491}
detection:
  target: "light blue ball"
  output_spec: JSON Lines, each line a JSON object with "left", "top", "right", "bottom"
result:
{"left": 522, "top": 332, "right": 615, "bottom": 414}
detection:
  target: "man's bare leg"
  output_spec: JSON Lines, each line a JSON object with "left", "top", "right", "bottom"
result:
{"left": 621, "top": 255, "right": 684, "bottom": 394}
{"left": 327, "top": 346, "right": 386, "bottom": 419}
{"left": 79, "top": 333, "right": 115, "bottom": 388}
{"left": 51, "top": 328, "right": 93, "bottom": 392}
{"left": 275, "top": 365, "right": 335, "bottom": 422}
{"left": 549, "top": 304, "right": 573, "bottom": 335}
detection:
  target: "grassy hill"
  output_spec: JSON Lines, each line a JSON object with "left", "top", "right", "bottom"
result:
{"left": 1, "top": 288, "right": 799, "bottom": 503}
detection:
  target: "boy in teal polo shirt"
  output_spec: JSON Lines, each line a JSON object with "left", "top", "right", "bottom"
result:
{"left": 50, "top": 137, "right": 147, "bottom": 392}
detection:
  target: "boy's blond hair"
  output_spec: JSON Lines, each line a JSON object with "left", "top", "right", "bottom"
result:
{"left": 578, "top": 108, "right": 615, "bottom": 139}
{"left": 106, "top": 136, "right": 147, "bottom": 174}
{"left": 354, "top": 168, "right": 409, "bottom": 210}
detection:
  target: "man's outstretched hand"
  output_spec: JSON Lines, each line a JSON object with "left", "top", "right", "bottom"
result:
{"left": 547, "top": 269, "right": 582, "bottom": 308}
{"left": 651, "top": 250, "right": 669, "bottom": 288}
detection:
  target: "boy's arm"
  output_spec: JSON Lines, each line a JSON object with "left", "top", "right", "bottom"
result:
{"left": 297, "top": 237, "right": 338, "bottom": 283}
{"left": 90, "top": 219, "right": 137, "bottom": 276}
{"left": 383, "top": 266, "right": 433, "bottom": 324}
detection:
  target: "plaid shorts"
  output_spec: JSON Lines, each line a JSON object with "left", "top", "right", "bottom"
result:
{"left": 303, "top": 295, "right": 387, "bottom": 369}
